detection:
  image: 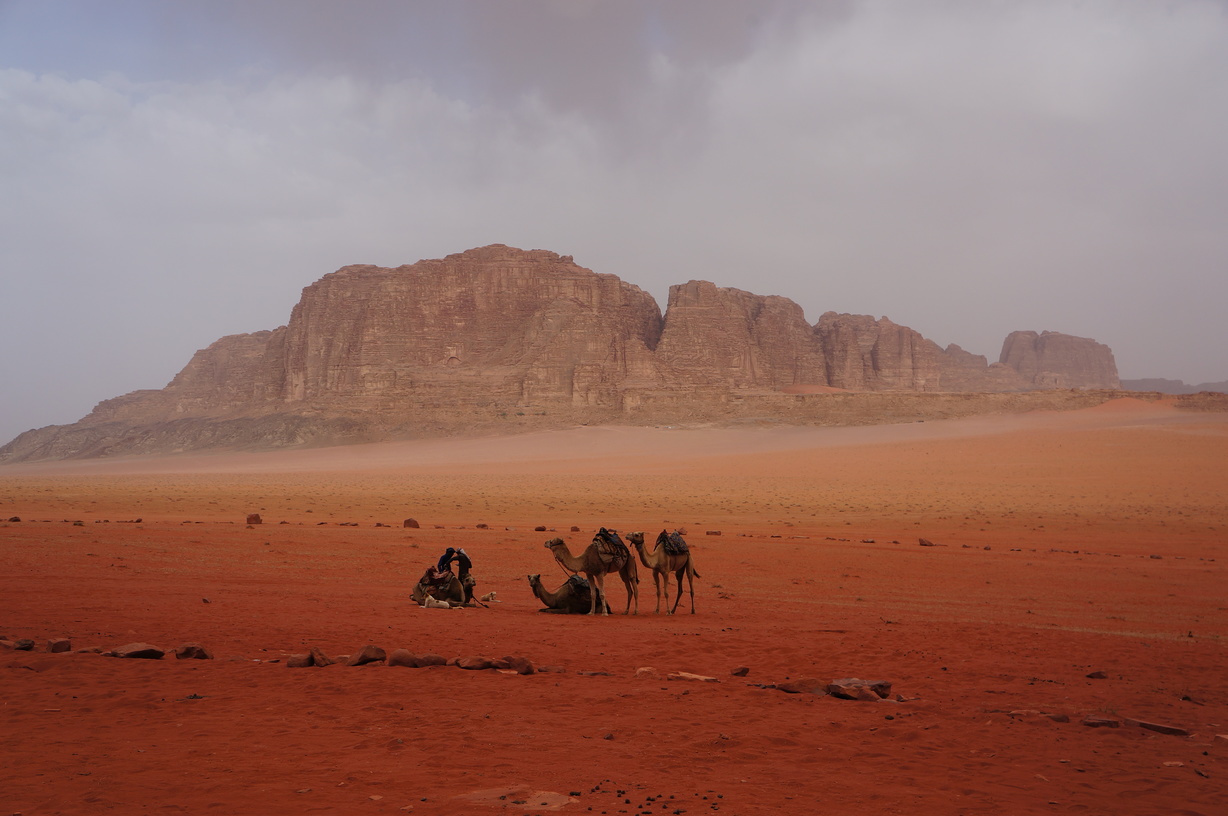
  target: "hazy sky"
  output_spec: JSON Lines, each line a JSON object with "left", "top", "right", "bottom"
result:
{"left": 3, "top": 0, "right": 1227, "bottom": 443}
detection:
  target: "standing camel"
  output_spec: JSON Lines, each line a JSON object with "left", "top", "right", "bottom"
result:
{"left": 543, "top": 529, "right": 638, "bottom": 616}
{"left": 628, "top": 530, "right": 700, "bottom": 614}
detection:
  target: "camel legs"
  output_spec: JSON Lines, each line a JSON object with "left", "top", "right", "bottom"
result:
{"left": 589, "top": 572, "right": 611, "bottom": 615}
{"left": 620, "top": 562, "right": 639, "bottom": 615}
{"left": 670, "top": 565, "right": 695, "bottom": 614}
{"left": 651, "top": 571, "right": 665, "bottom": 614}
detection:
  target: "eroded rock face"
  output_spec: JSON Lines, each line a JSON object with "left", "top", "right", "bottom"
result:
{"left": 814, "top": 313, "right": 945, "bottom": 391}
{"left": 999, "top": 331, "right": 1120, "bottom": 389}
{"left": 653, "top": 281, "right": 827, "bottom": 390}
{"left": 0, "top": 245, "right": 1122, "bottom": 462}
{"left": 281, "top": 245, "right": 664, "bottom": 410}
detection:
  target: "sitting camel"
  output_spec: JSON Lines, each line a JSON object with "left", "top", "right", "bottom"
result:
{"left": 628, "top": 530, "right": 700, "bottom": 615}
{"left": 526, "top": 573, "right": 604, "bottom": 614}
{"left": 543, "top": 529, "right": 638, "bottom": 616}
{"left": 411, "top": 571, "right": 466, "bottom": 607}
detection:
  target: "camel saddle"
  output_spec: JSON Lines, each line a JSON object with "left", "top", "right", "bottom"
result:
{"left": 421, "top": 566, "right": 454, "bottom": 587}
{"left": 565, "top": 574, "right": 593, "bottom": 592}
{"left": 593, "top": 528, "right": 630, "bottom": 565}
{"left": 657, "top": 530, "right": 689, "bottom": 555}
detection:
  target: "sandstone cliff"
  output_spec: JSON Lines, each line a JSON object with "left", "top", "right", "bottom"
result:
{"left": 1000, "top": 331, "right": 1120, "bottom": 389}
{"left": 0, "top": 245, "right": 1125, "bottom": 462}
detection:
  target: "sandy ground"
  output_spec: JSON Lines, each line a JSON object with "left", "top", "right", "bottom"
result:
{"left": 1, "top": 398, "right": 1226, "bottom": 815}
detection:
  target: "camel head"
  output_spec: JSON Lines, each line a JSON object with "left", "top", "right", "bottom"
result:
{"left": 543, "top": 538, "right": 565, "bottom": 550}
{"left": 526, "top": 574, "right": 541, "bottom": 589}
{"left": 627, "top": 531, "right": 645, "bottom": 548}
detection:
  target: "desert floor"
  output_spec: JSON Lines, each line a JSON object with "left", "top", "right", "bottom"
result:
{"left": 1, "top": 398, "right": 1226, "bottom": 815}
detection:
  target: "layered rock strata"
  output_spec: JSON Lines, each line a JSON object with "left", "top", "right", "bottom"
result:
{"left": 1, "top": 245, "right": 1122, "bottom": 461}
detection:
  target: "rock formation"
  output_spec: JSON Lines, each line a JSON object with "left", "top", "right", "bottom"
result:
{"left": 999, "top": 331, "right": 1119, "bottom": 390}
{"left": 0, "top": 245, "right": 1123, "bottom": 462}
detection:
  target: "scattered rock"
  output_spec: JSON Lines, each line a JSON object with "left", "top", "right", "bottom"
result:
{"left": 730, "top": 666, "right": 750, "bottom": 677}
{"left": 1082, "top": 716, "right": 1121, "bottom": 728}
{"left": 46, "top": 638, "right": 72, "bottom": 653}
{"left": 570, "top": 526, "right": 580, "bottom": 532}
{"left": 705, "top": 530, "right": 721, "bottom": 536}
{"left": 534, "top": 525, "right": 547, "bottom": 532}
{"left": 1125, "top": 718, "right": 1191, "bottom": 737}
{"left": 174, "top": 643, "right": 213, "bottom": 660}
{"left": 14, "top": 638, "right": 35, "bottom": 651}
{"left": 777, "top": 677, "right": 826, "bottom": 694}
{"left": 308, "top": 647, "right": 335, "bottom": 667}
{"left": 347, "top": 645, "right": 387, "bottom": 666}
{"left": 457, "top": 655, "right": 494, "bottom": 671}
{"left": 1086, "top": 670, "right": 1108, "bottom": 679}
{"left": 414, "top": 653, "right": 448, "bottom": 667}
{"left": 286, "top": 653, "right": 313, "bottom": 668}
{"left": 246, "top": 513, "right": 262, "bottom": 524}
{"left": 506, "top": 656, "right": 536, "bottom": 675}
{"left": 668, "top": 671, "right": 719, "bottom": 683}
{"left": 635, "top": 667, "right": 661, "bottom": 679}
{"left": 826, "top": 678, "right": 892, "bottom": 700}
{"left": 403, "top": 518, "right": 420, "bottom": 528}
{"left": 919, "top": 538, "right": 938, "bottom": 547}
{"left": 387, "top": 649, "right": 416, "bottom": 668}
{"left": 111, "top": 642, "right": 165, "bottom": 660}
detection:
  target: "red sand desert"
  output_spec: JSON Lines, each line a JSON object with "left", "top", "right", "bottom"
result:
{"left": 2, "top": 398, "right": 1226, "bottom": 815}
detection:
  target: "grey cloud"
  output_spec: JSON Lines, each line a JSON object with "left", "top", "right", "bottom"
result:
{"left": 1, "top": 1, "right": 1226, "bottom": 443}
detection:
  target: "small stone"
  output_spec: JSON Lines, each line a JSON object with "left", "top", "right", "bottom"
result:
{"left": 347, "top": 645, "right": 387, "bottom": 666}
{"left": 1082, "top": 716, "right": 1121, "bottom": 728}
{"left": 112, "top": 642, "right": 165, "bottom": 660}
{"left": 14, "top": 638, "right": 35, "bottom": 651}
{"left": 246, "top": 513, "right": 262, "bottom": 524}
{"left": 1086, "top": 670, "right": 1108, "bottom": 679}
{"left": 47, "top": 638, "right": 72, "bottom": 653}
{"left": 308, "top": 647, "right": 335, "bottom": 667}
{"left": 635, "top": 667, "right": 661, "bottom": 679}
{"left": 174, "top": 643, "right": 214, "bottom": 660}
{"left": 705, "top": 530, "right": 721, "bottom": 536}
{"left": 506, "top": 655, "right": 536, "bottom": 675}
{"left": 286, "top": 654, "right": 313, "bottom": 668}
{"left": 730, "top": 666, "right": 750, "bottom": 677}
{"left": 387, "top": 649, "right": 416, "bottom": 668}
{"left": 1125, "top": 719, "right": 1192, "bottom": 737}
{"left": 667, "top": 671, "right": 719, "bottom": 683}
{"left": 403, "top": 518, "right": 419, "bottom": 528}
{"left": 414, "top": 653, "right": 447, "bottom": 667}
{"left": 456, "top": 655, "right": 493, "bottom": 670}
{"left": 777, "top": 677, "right": 826, "bottom": 695}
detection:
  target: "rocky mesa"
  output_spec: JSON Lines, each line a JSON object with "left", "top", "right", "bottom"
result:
{"left": 2, "top": 245, "right": 1122, "bottom": 462}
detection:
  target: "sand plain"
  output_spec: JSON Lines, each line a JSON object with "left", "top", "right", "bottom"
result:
{"left": 1, "top": 397, "right": 1226, "bottom": 815}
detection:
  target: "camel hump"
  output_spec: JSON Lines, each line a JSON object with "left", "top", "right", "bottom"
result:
{"left": 659, "top": 530, "right": 689, "bottom": 555}
{"left": 594, "top": 527, "right": 630, "bottom": 563}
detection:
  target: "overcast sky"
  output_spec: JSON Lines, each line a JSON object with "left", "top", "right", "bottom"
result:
{"left": 2, "top": 0, "right": 1227, "bottom": 443}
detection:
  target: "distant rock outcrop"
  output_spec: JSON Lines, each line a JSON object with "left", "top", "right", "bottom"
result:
{"left": 0, "top": 245, "right": 1125, "bottom": 462}
{"left": 999, "top": 331, "right": 1119, "bottom": 389}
